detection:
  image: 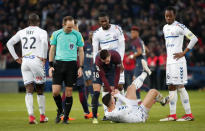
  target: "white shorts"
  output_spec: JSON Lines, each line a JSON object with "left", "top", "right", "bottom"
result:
{"left": 21, "top": 56, "right": 46, "bottom": 85}
{"left": 126, "top": 104, "right": 149, "bottom": 123}
{"left": 119, "top": 71, "right": 125, "bottom": 84}
{"left": 166, "top": 62, "right": 187, "bottom": 85}
{"left": 126, "top": 99, "right": 148, "bottom": 123}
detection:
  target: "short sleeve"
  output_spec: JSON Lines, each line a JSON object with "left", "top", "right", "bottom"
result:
{"left": 116, "top": 25, "right": 125, "bottom": 41}
{"left": 50, "top": 32, "right": 57, "bottom": 45}
{"left": 178, "top": 24, "right": 195, "bottom": 40}
{"left": 77, "top": 32, "right": 84, "bottom": 47}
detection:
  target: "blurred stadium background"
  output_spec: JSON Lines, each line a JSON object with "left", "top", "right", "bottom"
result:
{"left": 0, "top": 0, "right": 205, "bottom": 92}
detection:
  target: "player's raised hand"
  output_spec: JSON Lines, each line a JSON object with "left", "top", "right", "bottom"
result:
{"left": 110, "top": 86, "right": 115, "bottom": 91}
{"left": 111, "top": 89, "right": 120, "bottom": 96}
{"left": 49, "top": 67, "right": 54, "bottom": 77}
{"left": 173, "top": 52, "right": 185, "bottom": 60}
{"left": 111, "top": 89, "right": 119, "bottom": 96}
{"left": 16, "top": 58, "right": 22, "bottom": 64}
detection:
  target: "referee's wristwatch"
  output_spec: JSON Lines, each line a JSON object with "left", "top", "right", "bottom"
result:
{"left": 49, "top": 62, "right": 54, "bottom": 68}
{"left": 79, "top": 65, "right": 84, "bottom": 69}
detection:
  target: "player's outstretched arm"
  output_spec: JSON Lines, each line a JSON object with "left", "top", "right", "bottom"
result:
{"left": 113, "top": 89, "right": 130, "bottom": 105}
{"left": 92, "top": 33, "right": 99, "bottom": 63}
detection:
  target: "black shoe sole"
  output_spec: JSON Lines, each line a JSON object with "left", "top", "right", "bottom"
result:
{"left": 55, "top": 117, "right": 61, "bottom": 123}
{"left": 62, "top": 121, "right": 69, "bottom": 124}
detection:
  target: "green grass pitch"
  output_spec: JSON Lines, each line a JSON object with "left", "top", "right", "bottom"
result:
{"left": 0, "top": 91, "right": 205, "bottom": 131}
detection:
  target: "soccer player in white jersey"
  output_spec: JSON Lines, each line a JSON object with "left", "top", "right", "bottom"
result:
{"left": 102, "top": 59, "right": 170, "bottom": 123}
{"left": 160, "top": 6, "right": 198, "bottom": 122}
{"left": 6, "top": 13, "right": 48, "bottom": 124}
{"left": 91, "top": 12, "right": 125, "bottom": 123}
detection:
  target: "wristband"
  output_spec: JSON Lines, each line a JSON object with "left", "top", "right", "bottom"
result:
{"left": 49, "top": 62, "right": 53, "bottom": 68}
{"left": 79, "top": 65, "right": 84, "bottom": 69}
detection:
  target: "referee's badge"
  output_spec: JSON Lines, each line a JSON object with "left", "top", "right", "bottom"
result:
{"left": 70, "top": 43, "right": 74, "bottom": 49}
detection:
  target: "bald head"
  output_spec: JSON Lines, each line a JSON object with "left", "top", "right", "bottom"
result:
{"left": 62, "top": 16, "right": 74, "bottom": 33}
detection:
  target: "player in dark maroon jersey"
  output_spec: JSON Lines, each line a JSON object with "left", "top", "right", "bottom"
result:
{"left": 92, "top": 49, "right": 123, "bottom": 123}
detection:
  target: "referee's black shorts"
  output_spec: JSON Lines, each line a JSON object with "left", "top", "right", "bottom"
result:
{"left": 52, "top": 60, "right": 77, "bottom": 87}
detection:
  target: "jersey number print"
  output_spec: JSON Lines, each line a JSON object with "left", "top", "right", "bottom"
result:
{"left": 22, "top": 37, "right": 36, "bottom": 49}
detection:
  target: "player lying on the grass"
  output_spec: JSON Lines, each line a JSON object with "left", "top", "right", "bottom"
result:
{"left": 102, "top": 60, "right": 171, "bottom": 123}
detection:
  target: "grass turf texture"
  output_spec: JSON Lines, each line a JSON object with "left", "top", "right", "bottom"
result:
{"left": 0, "top": 91, "right": 205, "bottom": 131}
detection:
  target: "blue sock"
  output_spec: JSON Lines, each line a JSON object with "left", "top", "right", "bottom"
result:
{"left": 136, "top": 90, "right": 141, "bottom": 99}
{"left": 92, "top": 91, "right": 100, "bottom": 118}
{"left": 88, "top": 85, "right": 94, "bottom": 95}
{"left": 78, "top": 86, "right": 89, "bottom": 114}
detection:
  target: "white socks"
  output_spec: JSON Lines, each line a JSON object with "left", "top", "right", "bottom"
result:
{"left": 169, "top": 90, "right": 177, "bottom": 115}
{"left": 178, "top": 88, "right": 191, "bottom": 114}
{"left": 37, "top": 95, "right": 46, "bottom": 115}
{"left": 132, "top": 72, "right": 147, "bottom": 90}
{"left": 169, "top": 88, "right": 192, "bottom": 115}
{"left": 25, "top": 93, "right": 46, "bottom": 116}
{"left": 25, "top": 93, "right": 34, "bottom": 116}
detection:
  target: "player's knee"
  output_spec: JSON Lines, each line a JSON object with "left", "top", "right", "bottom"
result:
{"left": 168, "top": 85, "right": 177, "bottom": 91}
{"left": 25, "top": 83, "right": 34, "bottom": 93}
{"left": 87, "top": 80, "right": 92, "bottom": 86}
{"left": 177, "top": 87, "right": 185, "bottom": 93}
{"left": 65, "top": 87, "right": 73, "bottom": 97}
{"left": 149, "top": 89, "right": 157, "bottom": 95}
{"left": 93, "top": 84, "right": 101, "bottom": 91}
{"left": 36, "top": 84, "right": 44, "bottom": 95}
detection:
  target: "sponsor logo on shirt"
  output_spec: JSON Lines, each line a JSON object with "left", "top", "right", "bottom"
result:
{"left": 36, "top": 76, "right": 43, "bottom": 81}
{"left": 50, "top": 34, "right": 54, "bottom": 40}
{"left": 166, "top": 44, "right": 174, "bottom": 47}
{"left": 24, "top": 55, "right": 35, "bottom": 59}
{"left": 81, "top": 37, "right": 84, "bottom": 43}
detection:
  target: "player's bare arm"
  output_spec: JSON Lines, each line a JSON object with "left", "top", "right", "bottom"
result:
{"left": 173, "top": 48, "right": 189, "bottom": 60}
{"left": 78, "top": 46, "right": 84, "bottom": 77}
{"left": 128, "top": 47, "right": 142, "bottom": 59}
{"left": 49, "top": 45, "right": 56, "bottom": 77}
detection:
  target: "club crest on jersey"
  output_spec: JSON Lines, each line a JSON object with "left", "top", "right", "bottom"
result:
{"left": 113, "top": 35, "right": 117, "bottom": 39}
{"left": 167, "top": 73, "right": 170, "bottom": 79}
{"left": 70, "top": 43, "right": 74, "bottom": 49}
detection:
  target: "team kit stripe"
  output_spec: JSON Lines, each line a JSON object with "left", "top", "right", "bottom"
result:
{"left": 165, "top": 36, "right": 179, "bottom": 38}
{"left": 100, "top": 39, "right": 118, "bottom": 44}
